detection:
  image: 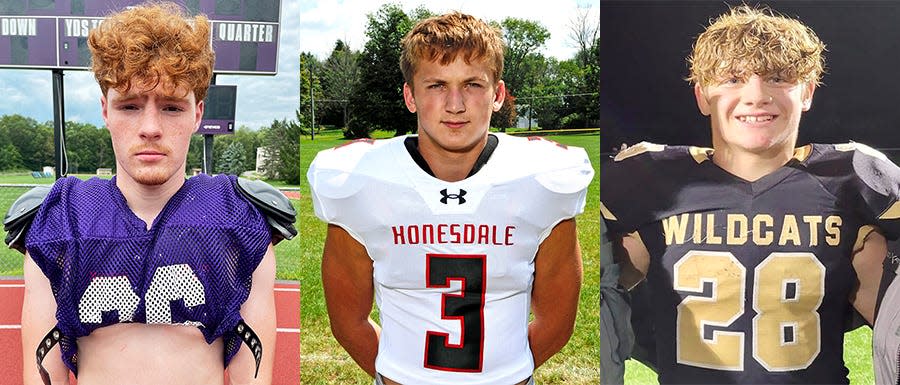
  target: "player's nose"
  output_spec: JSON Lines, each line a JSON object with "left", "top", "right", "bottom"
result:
{"left": 136, "top": 109, "right": 163, "bottom": 140}
{"left": 741, "top": 75, "right": 773, "bottom": 106}
{"left": 445, "top": 87, "right": 466, "bottom": 114}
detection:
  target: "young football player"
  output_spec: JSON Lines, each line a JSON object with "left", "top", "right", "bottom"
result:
{"left": 307, "top": 11, "right": 593, "bottom": 385}
{"left": 7, "top": 3, "right": 295, "bottom": 384}
{"left": 603, "top": 5, "right": 899, "bottom": 384}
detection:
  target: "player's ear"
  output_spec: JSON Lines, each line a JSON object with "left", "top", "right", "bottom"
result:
{"left": 492, "top": 80, "right": 506, "bottom": 112}
{"left": 101, "top": 94, "right": 110, "bottom": 125}
{"left": 194, "top": 100, "right": 204, "bottom": 133}
{"left": 403, "top": 83, "right": 417, "bottom": 113}
{"left": 694, "top": 84, "right": 711, "bottom": 116}
{"left": 801, "top": 81, "right": 815, "bottom": 112}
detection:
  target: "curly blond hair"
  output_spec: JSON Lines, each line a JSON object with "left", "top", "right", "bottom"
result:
{"left": 686, "top": 5, "right": 825, "bottom": 87}
{"left": 400, "top": 12, "right": 505, "bottom": 86}
{"left": 88, "top": 1, "right": 215, "bottom": 101}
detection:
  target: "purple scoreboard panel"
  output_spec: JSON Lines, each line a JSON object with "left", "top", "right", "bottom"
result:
{"left": 0, "top": 0, "right": 280, "bottom": 74}
{"left": 198, "top": 84, "right": 236, "bottom": 135}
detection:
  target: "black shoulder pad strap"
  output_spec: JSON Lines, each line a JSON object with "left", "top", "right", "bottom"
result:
{"left": 234, "top": 320, "right": 263, "bottom": 378}
{"left": 36, "top": 326, "right": 63, "bottom": 385}
{"left": 235, "top": 178, "right": 297, "bottom": 244}
{"left": 4, "top": 185, "right": 51, "bottom": 254}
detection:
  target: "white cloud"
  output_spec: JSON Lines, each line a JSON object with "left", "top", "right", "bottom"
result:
{"left": 299, "top": 0, "right": 598, "bottom": 61}
{"left": 0, "top": 1, "right": 303, "bottom": 130}
{"left": 0, "top": 0, "right": 597, "bottom": 130}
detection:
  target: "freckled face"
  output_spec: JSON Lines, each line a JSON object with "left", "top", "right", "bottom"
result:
{"left": 102, "top": 82, "right": 202, "bottom": 186}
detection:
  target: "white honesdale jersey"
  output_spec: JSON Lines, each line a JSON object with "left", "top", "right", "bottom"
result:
{"left": 308, "top": 133, "right": 593, "bottom": 385}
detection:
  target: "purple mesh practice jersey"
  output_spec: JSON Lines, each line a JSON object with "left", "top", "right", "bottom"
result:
{"left": 25, "top": 174, "right": 271, "bottom": 373}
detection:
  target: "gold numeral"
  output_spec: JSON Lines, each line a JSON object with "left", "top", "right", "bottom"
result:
{"left": 675, "top": 251, "right": 824, "bottom": 371}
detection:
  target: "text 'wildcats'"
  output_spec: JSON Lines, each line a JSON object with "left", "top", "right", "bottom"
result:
{"left": 662, "top": 213, "right": 841, "bottom": 247}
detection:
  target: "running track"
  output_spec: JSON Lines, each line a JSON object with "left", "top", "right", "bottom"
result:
{"left": 0, "top": 279, "right": 299, "bottom": 384}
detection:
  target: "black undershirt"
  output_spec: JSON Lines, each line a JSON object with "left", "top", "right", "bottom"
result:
{"left": 404, "top": 134, "right": 499, "bottom": 178}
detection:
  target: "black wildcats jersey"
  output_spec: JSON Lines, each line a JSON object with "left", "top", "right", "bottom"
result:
{"left": 601, "top": 142, "right": 900, "bottom": 384}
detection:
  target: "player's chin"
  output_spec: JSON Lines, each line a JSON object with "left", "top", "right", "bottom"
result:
{"left": 440, "top": 137, "right": 484, "bottom": 153}
{"left": 132, "top": 167, "right": 178, "bottom": 186}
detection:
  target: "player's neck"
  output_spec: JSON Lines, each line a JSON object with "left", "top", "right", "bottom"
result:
{"left": 711, "top": 145, "right": 794, "bottom": 182}
{"left": 116, "top": 172, "right": 185, "bottom": 229}
{"left": 419, "top": 136, "right": 488, "bottom": 182}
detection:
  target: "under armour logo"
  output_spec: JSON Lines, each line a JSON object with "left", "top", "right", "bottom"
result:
{"left": 440, "top": 189, "right": 467, "bottom": 204}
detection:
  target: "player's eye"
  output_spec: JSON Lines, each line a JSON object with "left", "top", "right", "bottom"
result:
{"left": 163, "top": 105, "right": 185, "bottom": 112}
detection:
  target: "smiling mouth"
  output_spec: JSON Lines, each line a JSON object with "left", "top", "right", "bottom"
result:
{"left": 737, "top": 115, "right": 776, "bottom": 123}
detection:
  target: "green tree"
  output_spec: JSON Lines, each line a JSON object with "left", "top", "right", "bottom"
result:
{"left": 187, "top": 135, "right": 204, "bottom": 172}
{"left": 584, "top": 37, "right": 600, "bottom": 126}
{"left": 500, "top": 18, "right": 550, "bottom": 96}
{"left": 261, "top": 118, "right": 301, "bottom": 184}
{"left": 347, "top": 3, "right": 418, "bottom": 138}
{"left": 0, "top": 115, "right": 52, "bottom": 170}
{"left": 65, "top": 121, "right": 114, "bottom": 173}
{"left": 321, "top": 40, "right": 360, "bottom": 130}
{"left": 300, "top": 52, "right": 325, "bottom": 131}
{"left": 0, "top": 144, "right": 23, "bottom": 171}
{"left": 217, "top": 141, "right": 246, "bottom": 175}
{"left": 233, "top": 126, "right": 262, "bottom": 172}
{"left": 212, "top": 126, "right": 261, "bottom": 174}
{"left": 528, "top": 58, "right": 568, "bottom": 130}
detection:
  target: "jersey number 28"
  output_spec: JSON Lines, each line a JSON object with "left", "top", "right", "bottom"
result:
{"left": 675, "top": 251, "right": 825, "bottom": 372}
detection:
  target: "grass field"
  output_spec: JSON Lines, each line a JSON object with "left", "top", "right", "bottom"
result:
{"left": 0, "top": 173, "right": 302, "bottom": 280}
{"left": 299, "top": 129, "right": 601, "bottom": 384}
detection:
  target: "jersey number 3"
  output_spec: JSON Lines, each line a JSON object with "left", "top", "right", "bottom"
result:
{"left": 675, "top": 251, "right": 825, "bottom": 372}
{"left": 425, "top": 254, "right": 486, "bottom": 372}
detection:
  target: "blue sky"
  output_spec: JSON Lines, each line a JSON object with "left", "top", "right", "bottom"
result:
{"left": 0, "top": 0, "right": 597, "bottom": 130}
{"left": 299, "top": 0, "right": 599, "bottom": 61}
{"left": 0, "top": 0, "right": 302, "bottom": 130}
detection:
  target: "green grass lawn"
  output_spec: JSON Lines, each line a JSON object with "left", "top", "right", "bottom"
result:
{"left": 0, "top": 173, "right": 300, "bottom": 280}
{"left": 299, "top": 129, "right": 600, "bottom": 384}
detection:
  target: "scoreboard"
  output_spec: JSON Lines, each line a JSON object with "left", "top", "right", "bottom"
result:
{"left": 0, "top": 0, "right": 280, "bottom": 74}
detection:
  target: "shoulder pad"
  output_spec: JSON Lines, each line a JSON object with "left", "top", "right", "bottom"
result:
{"left": 234, "top": 178, "right": 297, "bottom": 245}
{"left": 613, "top": 141, "right": 665, "bottom": 162}
{"left": 835, "top": 142, "right": 890, "bottom": 162}
{"left": 4, "top": 185, "right": 51, "bottom": 254}
{"left": 534, "top": 146, "right": 594, "bottom": 194}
